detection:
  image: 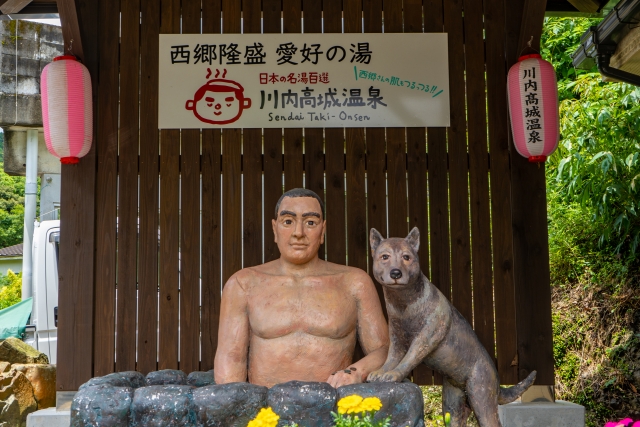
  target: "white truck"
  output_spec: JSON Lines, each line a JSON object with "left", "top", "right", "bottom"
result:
{"left": 22, "top": 220, "right": 59, "bottom": 365}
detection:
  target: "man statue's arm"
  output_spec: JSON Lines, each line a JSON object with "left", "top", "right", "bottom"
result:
{"left": 214, "top": 274, "right": 250, "bottom": 384}
{"left": 328, "top": 270, "right": 389, "bottom": 388}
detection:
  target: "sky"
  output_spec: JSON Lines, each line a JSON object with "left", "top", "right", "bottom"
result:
{"left": 24, "top": 18, "right": 60, "bottom": 26}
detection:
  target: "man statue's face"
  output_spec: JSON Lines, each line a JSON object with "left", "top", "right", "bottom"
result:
{"left": 272, "top": 196, "right": 326, "bottom": 265}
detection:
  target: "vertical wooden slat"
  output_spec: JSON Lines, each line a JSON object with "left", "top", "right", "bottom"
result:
{"left": 158, "top": 0, "right": 181, "bottom": 370}
{"left": 302, "top": 0, "right": 325, "bottom": 258}
{"left": 485, "top": 0, "right": 518, "bottom": 385}
{"left": 180, "top": 0, "right": 201, "bottom": 374}
{"left": 93, "top": 0, "right": 119, "bottom": 378}
{"left": 384, "top": 0, "right": 408, "bottom": 242}
{"left": 263, "top": 0, "right": 283, "bottom": 263}
{"left": 200, "top": 0, "right": 222, "bottom": 372}
{"left": 386, "top": 129, "right": 408, "bottom": 239}
{"left": 424, "top": 0, "right": 447, "bottom": 387}
{"left": 56, "top": 0, "right": 98, "bottom": 391}
{"left": 443, "top": 0, "right": 472, "bottom": 323}
{"left": 464, "top": 0, "right": 495, "bottom": 360}
{"left": 243, "top": 125, "right": 264, "bottom": 266}
{"left": 116, "top": 0, "right": 141, "bottom": 373}
{"left": 180, "top": 128, "right": 201, "bottom": 373}
{"left": 323, "top": 0, "right": 346, "bottom": 266}
{"left": 509, "top": 0, "right": 555, "bottom": 385}
{"left": 137, "top": 0, "right": 160, "bottom": 375}
{"left": 344, "top": 0, "right": 367, "bottom": 272}
{"left": 363, "top": 0, "right": 387, "bottom": 317}
{"left": 404, "top": 0, "right": 432, "bottom": 386}
{"left": 243, "top": 0, "right": 264, "bottom": 268}
{"left": 222, "top": 0, "right": 242, "bottom": 284}
{"left": 345, "top": 127, "right": 367, "bottom": 271}
{"left": 283, "top": 0, "right": 303, "bottom": 191}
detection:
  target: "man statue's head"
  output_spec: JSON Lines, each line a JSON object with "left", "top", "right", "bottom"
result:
{"left": 272, "top": 188, "right": 326, "bottom": 265}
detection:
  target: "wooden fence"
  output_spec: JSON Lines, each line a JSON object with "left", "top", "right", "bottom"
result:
{"left": 56, "top": 0, "right": 555, "bottom": 391}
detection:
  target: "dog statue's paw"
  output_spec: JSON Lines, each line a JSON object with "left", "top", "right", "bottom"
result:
{"left": 366, "top": 369, "right": 385, "bottom": 382}
{"left": 378, "top": 370, "right": 404, "bottom": 383}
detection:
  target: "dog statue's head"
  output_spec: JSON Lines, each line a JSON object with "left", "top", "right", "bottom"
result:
{"left": 370, "top": 227, "right": 422, "bottom": 287}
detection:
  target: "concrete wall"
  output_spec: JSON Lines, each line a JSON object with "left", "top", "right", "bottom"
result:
{"left": 40, "top": 173, "right": 60, "bottom": 221}
{"left": 0, "top": 257, "right": 22, "bottom": 276}
{"left": 2, "top": 129, "right": 60, "bottom": 176}
{"left": 0, "top": 20, "right": 63, "bottom": 127}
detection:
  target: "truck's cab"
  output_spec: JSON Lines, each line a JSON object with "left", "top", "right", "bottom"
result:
{"left": 23, "top": 220, "right": 59, "bottom": 364}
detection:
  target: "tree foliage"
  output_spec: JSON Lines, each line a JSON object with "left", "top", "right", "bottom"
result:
{"left": 0, "top": 270, "right": 22, "bottom": 310}
{"left": 543, "top": 18, "right": 640, "bottom": 257}
{"left": 0, "top": 163, "right": 26, "bottom": 249}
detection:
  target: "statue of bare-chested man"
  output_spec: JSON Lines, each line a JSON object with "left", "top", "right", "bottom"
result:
{"left": 214, "top": 188, "right": 389, "bottom": 388}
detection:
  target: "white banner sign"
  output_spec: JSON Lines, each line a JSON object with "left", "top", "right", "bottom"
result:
{"left": 159, "top": 33, "right": 450, "bottom": 129}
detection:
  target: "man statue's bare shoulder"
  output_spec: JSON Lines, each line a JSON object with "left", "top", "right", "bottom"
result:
{"left": 330, "top": 263, "right": 377, "bottom": 295}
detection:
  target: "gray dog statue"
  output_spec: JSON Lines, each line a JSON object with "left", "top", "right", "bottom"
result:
{"left": 366, "top": 227, "right": 536, "bottom": 427}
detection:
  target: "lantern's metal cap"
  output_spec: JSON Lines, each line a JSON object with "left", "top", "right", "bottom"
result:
{"left": 53, "top": 55, "right": 78, "bottom": 62}
{"left": 528, "top": 156, "right": 547, "bottom": 163}
{"left": 518, "top": 53, "right": 543, "bottom": 62}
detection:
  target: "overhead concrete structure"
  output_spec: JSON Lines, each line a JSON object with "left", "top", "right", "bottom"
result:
{"left": 2, "top": 128, "right": 60, "bottom": 175}
{"left": 1, "top": 20, "right": 63, "bottom": 176}
{"left": 0, "top": 20, "right": 63, "bottom": 129}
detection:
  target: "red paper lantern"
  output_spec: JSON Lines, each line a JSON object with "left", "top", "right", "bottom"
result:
{"left": 40, "top": 55, "right": 92, "bottom": 164}
{"left": 507, "top": 54, "right": 559, "bottom": 163}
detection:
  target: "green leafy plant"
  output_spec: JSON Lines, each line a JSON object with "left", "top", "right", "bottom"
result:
{"left": 333, "top": 395, "right": 391, "bottom": 427}
{"left": 0, "top": 270, "right": 22, "bottom": 310}
{"left": 331, "top": 412, "right": 391, "bottom": 427}
{"left": 542, "top": 17, "right": 640, "bottom": 258}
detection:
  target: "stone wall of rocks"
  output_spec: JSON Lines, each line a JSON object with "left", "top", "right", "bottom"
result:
{"left": 72, "top": 369, "right": 425, "bottom": 427}
{"left": 0, "top": 338, "right": 56, "bottom": 427}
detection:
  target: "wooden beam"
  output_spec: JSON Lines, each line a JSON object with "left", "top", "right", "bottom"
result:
{"left": 0, "top": 0, "right": 33, "bottom": 14}
{"left": 508, "top": 0, "right": 556, "bottom": 385}
{"left": 55, "top": 0, "right": 98, "bottom": 391}
{"left": 56, "top": 0, "right": 84, "bottom": 59}
{"left": 566, "top": 0, "right": 602, "bottom": 13}
{"left": 518, "top": 0, "right": 549, "bottom": 54}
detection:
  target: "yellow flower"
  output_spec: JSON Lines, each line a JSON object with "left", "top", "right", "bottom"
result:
{"left": 337, "top": 395, "right": 364, "bottom": 414}
{"left": 359, "top": 397, "right": 383, "bottom": 412}
{"left": 337, "top": 395, "right": 383, "bottom": 414}
{"left": 247, "top": 407, "right": 280, "bottom": 427}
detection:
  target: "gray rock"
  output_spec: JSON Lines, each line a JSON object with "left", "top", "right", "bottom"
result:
{"left": 70, "top": 384, "right": 133, "bottom": 427}
{"left": 193, "top": 382, "right": 268, "bottom": 427}
{"left": 79, "top": 371, "right": 147, "bottom": 391}
{"left": 268, "top": 381, "right": 337, "bottom": 427}
{"left": 146, "top": 369, "right": 187, "bottom": 386}
{"left": 187, "top": 370, "right": 216, "bottom": 388}
{"left": 337, "top": 382, "right": 425, "bottom": 427}
{"left": 130, "top": 385, "right": 196, "bottom": 427}
{"left": 0, "top": 395, "right": 21, "bottom": 427}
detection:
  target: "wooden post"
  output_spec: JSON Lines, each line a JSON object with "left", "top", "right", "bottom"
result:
{"left": 509, "top": 0, "right": 556, "bottom": 385}
{"left": 55, "top": 0, "right": 97, "bottom": 391}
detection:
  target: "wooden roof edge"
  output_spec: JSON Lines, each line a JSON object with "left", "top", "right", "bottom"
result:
{"left": 56, "top": 0, "right": 83, "bottom": 59}
{"left": 0, "top": 0, "right": 613, "bottom": 18}
{"left": 0, "top": 0, "right": 56, "bottom": 17}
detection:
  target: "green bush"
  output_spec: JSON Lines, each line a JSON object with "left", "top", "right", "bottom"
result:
{"left": 542, "top": 18, "right": 640, "bottom": 258}
{"left": 0, "top": 269, "right": 22, "bottom": 310}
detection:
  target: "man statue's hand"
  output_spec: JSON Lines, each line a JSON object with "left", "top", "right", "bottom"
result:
{"left": 327, "top": 367, "right": 363, "bottom": 388}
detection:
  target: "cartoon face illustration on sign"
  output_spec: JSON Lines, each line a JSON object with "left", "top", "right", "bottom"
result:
{"left": 185, "top": 79, "right": 252, "bottom": 125}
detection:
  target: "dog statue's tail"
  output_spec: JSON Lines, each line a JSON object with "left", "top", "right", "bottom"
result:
{"left": 497, "top": 370, "right": 537, "bottom": 405}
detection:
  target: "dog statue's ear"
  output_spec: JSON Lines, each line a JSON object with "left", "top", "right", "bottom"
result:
{"left": 370, "top": 228, "right": 384, "bottom": 255}
{"left": 406, "top": 227, "right": 420, "bottom": 253}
